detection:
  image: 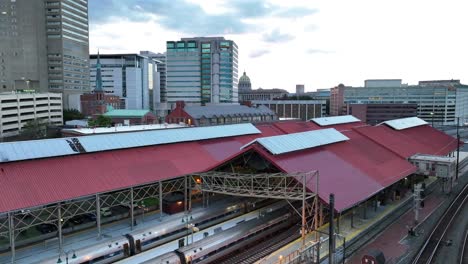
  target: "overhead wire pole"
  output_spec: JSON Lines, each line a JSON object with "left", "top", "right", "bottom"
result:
{"left": 456, "top": 116, "right": 460, "bottom": 181}
{"left": 302, "top": 175, "right": 306, "bottom": 246}
{"left": 8, "top": 212, "right": 15, "bottom": 263}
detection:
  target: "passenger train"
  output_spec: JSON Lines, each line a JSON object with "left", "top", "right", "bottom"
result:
{"left": 35, "top": 199, "right": 274, "bottom": 264}
{"left": 141, "top": 208, "right": 294, "bottom": 264}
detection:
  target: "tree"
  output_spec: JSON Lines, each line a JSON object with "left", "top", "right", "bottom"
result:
{"left": 63, "top": 109, "right": 85, "bottom": 122}
{"left": 20, "top": 119, "right": 48, "bottom": 139}
{"left": 88, "top": 115, "right": 112, "bottom": 127}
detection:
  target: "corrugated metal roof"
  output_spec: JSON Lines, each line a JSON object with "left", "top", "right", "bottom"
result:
{"left": 381, "top": 117, "right": 428, "bottom": 130}
{"left": 242, "top": 128, "right": 349, "bottom": 155}
{"left": 0, "top": 121, "right": 459, "bottom": 213}
{"left": 311, "top": 115, "right": 361, "bottom": 126}
{"left": 0, "top": 139, "right": 79, "bottom": 163}
{"left": 0, "top": 123, "right": 261, "bottom": 163}
{"left": 184, "top": 105, "right": 275, "bottom": 118}
{"left": 79, "top": 123, "right": 261, "bottom": 152}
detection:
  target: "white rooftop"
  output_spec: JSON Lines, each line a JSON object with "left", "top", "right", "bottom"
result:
{"left": 0, "top": 123, "right": 261, "bottom": 163}
{"left": 381, "top": 117, "right": 427, "bottom": 130}
{"left": 63, "top": 123, "right": 186, "bottom": 135}
{"left": 241, "top": 128, "right": 349, "bottom": 155}
{"left": 311, "top": 115, "right": 361, "bottom": 126}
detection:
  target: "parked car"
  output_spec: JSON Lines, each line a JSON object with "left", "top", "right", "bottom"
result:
{"left": 84, "top": 213, "right": 97, "bottom": 221}
{"left": 120, "top": 201, "right": 139, "bottom": 209}
{"left": 100, "top": 207, "right": 112, "bottom": 217}
{"left": 36, "top": 223, "right": 57, "bottom": 234}
{"left": 70, "top": 215, "right": 86, "bottom": 225}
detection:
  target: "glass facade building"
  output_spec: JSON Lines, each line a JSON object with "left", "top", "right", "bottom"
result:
{"left": 166, "top": 37, "right": 238, "bottom": 107}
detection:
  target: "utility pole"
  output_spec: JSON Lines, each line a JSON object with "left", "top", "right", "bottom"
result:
{"left": 413, "top": 184, "right": 423, "bottom": 225}
{"left": 329, "top": 193, "right": 335, "bottom": 264}
{"left": 456, "top": 116, "right": 460, "bottom": 181}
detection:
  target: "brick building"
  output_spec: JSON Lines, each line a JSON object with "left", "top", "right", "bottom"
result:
{"left": 348, "top": 103, "right": 418, "bottom": 125}
{"left": 166, "top": 101, "right": 277, "bottom": 126}
{"left": 80, "top": 52, "right": 122, "bottom": 116}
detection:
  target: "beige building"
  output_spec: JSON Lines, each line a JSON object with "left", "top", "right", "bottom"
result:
{"left": 0, "top": 0, "right": 90, "bottom": 109}
{"left": 0, "top": 92, "right": 63, "bottom": 138}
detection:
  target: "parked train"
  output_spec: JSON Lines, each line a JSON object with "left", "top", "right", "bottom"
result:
{"left": 35, "top": 198, "right": 273, "bottom": 264}
{"left": 142, "top": 208, "right": 294, "bottom": 264}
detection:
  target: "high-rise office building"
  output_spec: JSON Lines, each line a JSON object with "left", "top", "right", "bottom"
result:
{"left": 89, "top": 53, "right": 159, "bottom": 110}
{"left": 140, "top": 51, "right": 168, "bottom": 117}
{"left": 0, "top": 0, "right": 48, "bottom": 92}
{"left": 330, "top": 79, "right": 468, "bottom": 125}
{"left": 166, "top": 37, "right": 238, "bottom": 107}
{"left": 45, "top": 0, "right": 90, "bottom": 109}
{"left": 0, "top": 0, "right": 90, "bottom": 109}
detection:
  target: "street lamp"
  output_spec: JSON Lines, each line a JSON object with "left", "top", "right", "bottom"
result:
{"left": 57, "top": 250, "right": 76, "bottom": 264}
{"left": 139, "top": 202, "right": 148, "bottom": 223}
{"left": 182, "top": 213, "right": 194, "bottom": 245}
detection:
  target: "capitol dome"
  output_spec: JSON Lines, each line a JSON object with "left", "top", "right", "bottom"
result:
{"left": 238, "top": 71, "right": 252, "bottom": 91}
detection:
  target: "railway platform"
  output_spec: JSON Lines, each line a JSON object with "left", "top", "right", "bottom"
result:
{"left": 0, "top": 196, "right": 242, "bottom": 264}
{"left": 257, "top": 177, "right": 443, "bottom": 264}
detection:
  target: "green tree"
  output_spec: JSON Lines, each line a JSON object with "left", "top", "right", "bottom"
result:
{"left": 63, "top": 109, "right": 85, "bottom": 122}
{"left": 88, "top": 115, "right": 112, "bottom": 127}
{"left": 20, "top": 119, "right": 48, "bottom": 139}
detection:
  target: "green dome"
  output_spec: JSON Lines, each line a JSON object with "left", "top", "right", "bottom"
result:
{"left": 239, "top": 71, "right": 251, "bottom": 84}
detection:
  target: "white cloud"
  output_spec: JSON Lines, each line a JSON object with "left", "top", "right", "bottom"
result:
{"left": 89, "top": 0, "right": 468, "bottom": 92}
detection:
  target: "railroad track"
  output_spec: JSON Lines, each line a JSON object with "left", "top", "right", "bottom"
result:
{"left": 219, "top": 225, "right": 300, "bottom": 264}
{"left": 412, "top": 182, "right": 468, "bottom": 264}
{"left": 460, "top": 230, "right": 468, "bottom": 264}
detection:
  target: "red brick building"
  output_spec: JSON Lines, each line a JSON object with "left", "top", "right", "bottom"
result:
{"left": 347, "top": 103, "right": 418, "bottom": 125}
{"left": 80, "top": 52, "right": 122, "bottom": 116}
{"left": 80, "top": 92, "right": 121, "bottom": 117}
{"left": 330, "top": 84, "right": 346, "bottom": 116}
{"left": 166, "top": 101, "right": 277, "bottom": 126}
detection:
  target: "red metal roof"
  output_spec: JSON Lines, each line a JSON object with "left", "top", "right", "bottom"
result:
{"left": 0, "top": 121, "right": 459, "bottom": 213}
{"left": 355, "top": 125, "right": 459, "bottom": 158}
{"left": 248, "top": 130, "right": 417, "bottom": 211}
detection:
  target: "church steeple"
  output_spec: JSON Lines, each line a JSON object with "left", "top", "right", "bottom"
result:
{"left": 94, "top": 50, "right": 103, "bottom": 93}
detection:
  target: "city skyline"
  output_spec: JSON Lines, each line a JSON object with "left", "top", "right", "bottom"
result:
{"left": 88, "top": 0, "right": 468, "bottom": 92}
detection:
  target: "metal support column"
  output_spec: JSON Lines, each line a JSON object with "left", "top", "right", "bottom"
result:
{"left": 337, "top": 213, "right": 340, "bottom": 234}
{"left": 57, "top": 203, "right": 63, "bottom": 253}
{"left": 96, "top": 194, "right": 101, "bottom": 240}
{"left": 8, "top": 213, "right": 15, "bottom": 264}
{"left": 188, "top": 176, "right": 192, "bottom": 211}
{"left": 159, "top": 181, "right": 163, "bottom": 221}
{"left": 184, "top": 176, "right": 188, "bottom": 213}
{"left": 329, "top": 194, "right": 335, "bottom": 264}
{"left": 456, "top": 116, "right": 460, "bottom": 181}
{"left": 130, "top": 187, "right": 134, "bottom": 230}
{"left": 363, "top": 201, "right": 367, "bottom": 219}
{"left": 301, "top": 175, "right": 306, "bottom": 246}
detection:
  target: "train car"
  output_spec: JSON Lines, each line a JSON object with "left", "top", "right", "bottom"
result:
{"left": 33, "top": 199, "right": 269, "bottom": 264}
{"left": 143, "top": 207, "right": 292, "bottom": 264}
{"left": 35, "top": 236, "right": 130, "bottom": 264}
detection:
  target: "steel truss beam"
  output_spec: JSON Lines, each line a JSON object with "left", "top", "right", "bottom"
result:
{"left": 196, "top": 170, "right": 319, "bottom": 244}
{"left": 1, "top": 176, "right": 188, "bottom": 262}
{"left": 196, "top": 171, "right": 317, "bottom": 200}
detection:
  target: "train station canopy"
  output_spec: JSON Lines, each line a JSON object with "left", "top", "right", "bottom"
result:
{"left": 0, "top": 117, "right": 460, "bottom": 213}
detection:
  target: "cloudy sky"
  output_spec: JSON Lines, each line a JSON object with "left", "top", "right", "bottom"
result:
{"left": 89, "top": 0, "right": 468, "bottom": 92}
